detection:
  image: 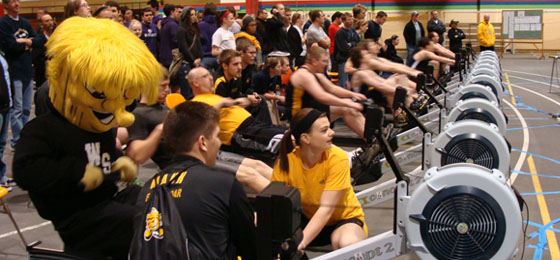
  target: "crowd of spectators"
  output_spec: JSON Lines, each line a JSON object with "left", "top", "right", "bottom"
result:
{"left": 0, "top": 0, "right": 495, "bottom": 258}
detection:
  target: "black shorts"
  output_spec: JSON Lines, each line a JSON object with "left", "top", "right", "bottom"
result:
{"left": 301, "top": 216, "right": 364, "bottom": 247}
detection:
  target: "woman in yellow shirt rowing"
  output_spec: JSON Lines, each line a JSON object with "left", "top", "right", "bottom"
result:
{"left": 271, "top": 108, "right": 367, "bottom": 251}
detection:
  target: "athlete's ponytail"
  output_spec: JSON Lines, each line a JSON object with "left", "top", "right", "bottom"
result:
{"left": 278, "top": 129, "right": 294, "bottom": 173}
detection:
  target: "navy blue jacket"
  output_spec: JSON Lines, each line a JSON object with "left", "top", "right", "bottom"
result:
{"left": 159, "top": 17, "right": 179, "bottom": 67}
{"left": 0, "top": 15, "right": 40, "bottom": 80}
{"left": 198, "top": 15, "right": 217, "bottom": 56}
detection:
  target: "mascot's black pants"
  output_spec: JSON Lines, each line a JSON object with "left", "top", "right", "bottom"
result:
{"left": 56, "top": 185, "right": 142, "bottom": 260}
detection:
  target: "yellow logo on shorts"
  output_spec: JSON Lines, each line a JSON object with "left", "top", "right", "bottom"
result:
{"left": 144, "top": 207, "right": 164, "bottom": 241}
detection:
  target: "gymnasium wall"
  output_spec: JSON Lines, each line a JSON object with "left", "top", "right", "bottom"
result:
{"left": 16, "top": 0, "right": 560, "bottom": 52}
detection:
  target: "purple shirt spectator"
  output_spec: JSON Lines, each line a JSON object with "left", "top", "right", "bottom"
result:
{"left": 152, "top": 13, "right": 163, "bottom": 28}
{"left": 141, "top": 22, "right": 158, "bottom": 58}
{"left": 159, "top": 16, "right": 179, "bottom": 67}
{"left": 198, "top": 14, "right": 217, "bottom": 56}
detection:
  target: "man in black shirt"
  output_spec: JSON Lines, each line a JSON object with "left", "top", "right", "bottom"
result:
{"left": 215, "top": 49, "right": 271, "bottom": 123}
{"left": 138, "top": 101, "right": 258, "bottom": 260}
{"left": 403, "top": 11, "right": 425, "bottom": 65}
{"left": 427, "top": 10, "right": 445, "bottom": 44}
{"left": 236, "top": 38, "right": 258, "bottom": 94}
{"left": 0, "top": 0, "right": 41, "bottom": 150}
{"left": 448, "top": 19, "right": 466, "bottom": 53}
{"left": 32, "top": 13, "right": 54, "bottom": 88}
{"left": 215, "top": 50, "right": 253, "bottom": 99}
{"left": 255, "top": 8, "right": 267, "bottom": 50}
{"left": 334, "top": 12, "right": 360, "bottom": 88}
{"left": 364, "top": 11, "right": 386, "bottom": 42}
{"left": 264, "top": 4, "right": 290, "bottom": 56}
{"left": 126, "top": 68, "right": 173, "bottom": 169}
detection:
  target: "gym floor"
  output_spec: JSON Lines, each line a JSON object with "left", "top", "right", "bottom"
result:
{"left": 1, "top": 54, "right": 559, "bottom": 259}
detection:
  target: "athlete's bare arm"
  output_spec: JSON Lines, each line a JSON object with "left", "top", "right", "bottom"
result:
{"left": 433, "top": 43, "right": 456, "bottom": 59}
{"left": 315, "top": 73, "right": 367, "bottom": 101}
{"left": 291, "top": 69, "right": 362, "bottom": 110}
{"left": 371, "top": 57, "right": 422, "bottom": 77}
{"left": 415, "top": 50, "right": 455, "bottom": 65}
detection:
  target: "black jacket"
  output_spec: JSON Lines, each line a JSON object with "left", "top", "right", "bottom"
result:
{"left": 287, "top": 26, "right": 303, "bottom": 58}
{"left": 334, "top": 26, "right": 360, "bottom": 63}
{"left": 263, "top": 14, "right": 290, "bottom": 55}
{"left": 448, "top": 28, "right": 466, "bottom": 52}
{"left": 138, "top": 155, "right": 257, "bottom": 260}
{"left": 403, "top": 21, "right": 425, "bottom": 47}
{"left": 380, "top": 39, "right": 404, "bottom": 64}
{"left": 427, "top": 18, "right": 446, "bottom": 44}
{"left": 256, "top": 17, "right": 266, "bottom": 47}
{"left": 364, "top": 20, "right": 382, "bottom": 42}
{"left": 0, "top": 15, "right": 41, "bottom": 80}
{"left": 32, "top": 31, "right": 49, "bottom": 86}
{"left": 176, "top": 25, "right": 203, "bottom": 65}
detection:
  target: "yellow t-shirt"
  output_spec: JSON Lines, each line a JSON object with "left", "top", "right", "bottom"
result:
{"left": 192, "top": 93, "right": 251, "bottom": 145}
{"left": 271, "top": 145, "right": 367, "bottom": 234}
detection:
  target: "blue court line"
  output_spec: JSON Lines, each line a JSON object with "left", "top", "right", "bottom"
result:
{"left": 503, "top": 107, "right": 532, "bottom": 110}
{"left": 525, "top": 220, "right": 560, "bottom": 233}
{"left": 515, "top": 101, "right": 554, "bottom": 116}
{"left": 512, "top": 148, "right": 560, "bottom": 165}
{"left": 528, "top": 245, "right": 549, "bottom": 251}
{"left": 503, "top": 93, "right": 556, "bottom": 117}
{"left": 526, "top": 218, "right": 560, "bottom": 260}
{"left": 511, "top": 169, "right": 560, "bottom": 180}
{"left": 508, "top": 125, "right": 560, "bottom": 131}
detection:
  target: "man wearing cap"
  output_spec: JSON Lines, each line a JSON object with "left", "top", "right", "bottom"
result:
{"left": 477, "top": 14, "right": 495, "bottom": 52}
{"left": 448, "top": 19, "right": 465, "bottom": 53}
{"left": 403, "top": 11, "right": 425, "bottom": 65}
{"left": 427, "top": 10, "right": 445, "bottom": 44}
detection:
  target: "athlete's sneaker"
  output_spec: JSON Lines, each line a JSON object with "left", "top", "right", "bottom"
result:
{"left": 350, "top": 143, "right": 382, "bottom": 184}
{"left": 410, "top": 94, "right": 429, "bottom": 111}
{"left": 394, "top": 111, "right": 409, "bottom": 128}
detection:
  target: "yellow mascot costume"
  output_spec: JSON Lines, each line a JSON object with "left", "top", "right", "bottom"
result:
{"left": 13, "top": 17, "right": 160, "bottom": 259}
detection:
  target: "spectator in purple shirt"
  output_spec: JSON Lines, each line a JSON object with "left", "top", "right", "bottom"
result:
{"left": 147, "top": 0, "right": 163, "bottom": 30}
{"left": 140, "top": 7, "right": 158, "bottom": 58}
{"left": 159, "top": 4, "right": 182, "bottom": 68}
{"left": 198, "top": 2, "right": 218, "bottom": 71}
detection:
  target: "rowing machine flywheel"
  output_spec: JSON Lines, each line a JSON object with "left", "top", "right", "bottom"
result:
{"left": 425, "top": 120, "right": 510, "bottom": 174}
{"left": 405, "top": 164, "right": 521, "bottom": 260}
{"left": 445, "top": 98, "right": 507, "bottom": 135}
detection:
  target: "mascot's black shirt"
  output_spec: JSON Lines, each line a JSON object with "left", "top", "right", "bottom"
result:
{"left": 13, "top": 110, "right": 121, "bottom": 225}
{"left": 137, "top": 155, "right": 258, "bottom": 260}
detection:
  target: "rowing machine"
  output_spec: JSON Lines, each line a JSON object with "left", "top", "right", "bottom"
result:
{"left": 312, "top": 106, "right": 521, "bottom": 260}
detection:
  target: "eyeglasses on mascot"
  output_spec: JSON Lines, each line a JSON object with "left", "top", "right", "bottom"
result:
{"left": 13, "top": 17, "right": 160, "bottom": 259}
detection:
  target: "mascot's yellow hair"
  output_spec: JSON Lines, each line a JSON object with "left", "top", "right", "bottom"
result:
{"left": 46, "top": 17, "right": 160, "bottom": 106}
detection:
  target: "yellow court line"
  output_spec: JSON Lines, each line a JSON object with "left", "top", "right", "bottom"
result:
{"left": 505, "top": 73, "right": 516, "bottom": 104}
{"left": 528, "top": 155, "right": 560, "bottom": 258}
